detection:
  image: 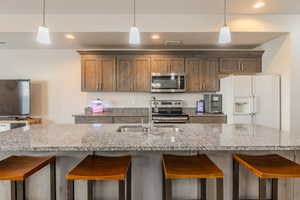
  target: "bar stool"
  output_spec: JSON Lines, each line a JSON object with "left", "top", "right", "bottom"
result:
{"left": 233, "top": 154, "right": 300, "bottom": 200}
{"left": 66, "top": 155, "right": 131, "bottom": 200}
{"left": 162, "top": 154, "right": 224, "bottom": 200}
{"left": 0, "top": 155, "right": 56, "bottom": 200}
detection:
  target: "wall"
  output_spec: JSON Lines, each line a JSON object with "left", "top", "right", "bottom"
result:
{"left": 0, "top": 49, "right": 206, "bottom": 123}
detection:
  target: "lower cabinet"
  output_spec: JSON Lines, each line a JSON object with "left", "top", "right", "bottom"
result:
{"left": 75, "top": 116, "right": 114, "bottom": 124}
{"left": 74, "top": 116, "right": 148, "bottom": 124}
{"left": 189, "top": 116, "right": 227, "bottom": 124}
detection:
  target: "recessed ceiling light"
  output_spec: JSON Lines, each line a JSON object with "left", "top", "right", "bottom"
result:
{"left": 151, "top": 34, "right": 160, "bottom": 40}
{"left": 65, "top": 34, "right": 75, "bottom": 40}
{"left": 253, "top": 1, "right": 265, "bottom": 8}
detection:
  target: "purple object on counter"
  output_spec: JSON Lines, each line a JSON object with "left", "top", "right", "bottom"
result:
{"left": 196, "top": 100, "right": 205, "bottom": 113}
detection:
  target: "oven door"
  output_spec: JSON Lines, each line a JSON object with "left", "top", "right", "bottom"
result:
{"left": 152, "top": 114, "right": 189, "bottom": 124}
{"left": 151, "top": 73, "right": 186, "bottom": 93}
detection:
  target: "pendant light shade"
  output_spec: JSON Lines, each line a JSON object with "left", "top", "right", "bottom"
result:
{"left": 37, "top": 25, "right": 51, "bottom": 44}
{"left": 219, "top": 25, "right": 231, "bottom": 44}
{"left": 129, "top": 26, "right": 140, "bottom": 45}
{"left": 218, "top": 0, "right": 231, "bottom": 44}
{"left": 129, "top": 0, "right": 140, "bottom": 45}
{"left": 37, "top": 0, "right": 51, "bottom": 44}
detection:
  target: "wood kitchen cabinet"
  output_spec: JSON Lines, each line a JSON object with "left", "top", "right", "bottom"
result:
{"left": 151, "top": 56, "right": 185, "bottom": 73}
{"left": 116, "top": 56, "right": 151, "bottom": 92}
{"left": 189, "top": 116, "right": 227, "bottom": 123}
{"left": 219, "top": 57, "right": 261, "bottom": 74}
{"left": 186, "top": 57, "right": 219, "bottom": 92}
{"left": 81, "top": 55, "right": 116, "bottom": 92}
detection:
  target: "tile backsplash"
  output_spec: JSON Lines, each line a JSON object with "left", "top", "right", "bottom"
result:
{"left": 85, "top": 92, "right": 206, "bottom": 108}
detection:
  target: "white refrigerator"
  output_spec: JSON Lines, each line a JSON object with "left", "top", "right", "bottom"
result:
{"left": 220, "top": 75, "right": 281, "bottom": 129}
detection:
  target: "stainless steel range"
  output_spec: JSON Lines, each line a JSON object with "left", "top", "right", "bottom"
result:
{"left": 151, "top": 100, "right": 189, "bottom": 123}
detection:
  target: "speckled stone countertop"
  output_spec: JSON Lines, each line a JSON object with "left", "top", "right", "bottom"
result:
{"left": 0, "top": 123, "right": 297, "bottom": 151}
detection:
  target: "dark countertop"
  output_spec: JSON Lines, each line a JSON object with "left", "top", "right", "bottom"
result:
{"left": 73, "top": 108, "right": 226, "bottom": 118}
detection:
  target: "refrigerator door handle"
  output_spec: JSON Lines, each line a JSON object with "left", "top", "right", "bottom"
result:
{"left": 252, "top": 96, "right": 257, "bottom": 114}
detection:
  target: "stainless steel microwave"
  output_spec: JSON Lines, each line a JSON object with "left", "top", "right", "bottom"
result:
{"left": 151, "top": 73, "right": 186, "bottom": 93}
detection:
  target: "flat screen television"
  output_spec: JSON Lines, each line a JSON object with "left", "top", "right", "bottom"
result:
{"left": 0, "top": 80, "right": 30, "bottom": 117}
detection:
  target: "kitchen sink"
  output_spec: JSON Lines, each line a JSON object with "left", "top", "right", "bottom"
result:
{"left": 117, "top": 125, "right": 182, "bottom": 133}
{"left": 117, "top": 125, "right": 149, "bottom": 133}
{"left": 151, "top": 125, "right": 182, "bottom": 133}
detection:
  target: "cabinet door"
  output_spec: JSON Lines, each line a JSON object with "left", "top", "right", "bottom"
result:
{"left": 219, "top": 58, "right": 240, "bottom": 74}
{"left": 134, "top": 56, "right": 151, "bottom": 92}
{"left": 202, "top": 58, "right": 220, "bottom": 92}
{"left": 117, "top": 56, "right": 134, "bottom": 91}
{"left": 169, "top": 58, "right": 185, "bottom": 73}
{"left": 240, "top": 57, "right": 261, "bottom": 73}
{"left": 99, "top": 56, "right": 116, "bottom": 91}
{"left": 151, "top": 57, "right": 170, "bottom": 73}
{"left": 185, "top": 58, "right": 202, "bottom": 92}
{"left": 81, "top": 55, "right": 99, "bottom": 91}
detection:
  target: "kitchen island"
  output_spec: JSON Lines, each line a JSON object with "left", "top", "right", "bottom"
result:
{"left": 0, "top": 123, "right": 299, "bottom": 200}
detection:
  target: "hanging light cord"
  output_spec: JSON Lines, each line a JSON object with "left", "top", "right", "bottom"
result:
{"left": 224, "top": 0, "right": 227, "bottom": 26}
{"left": 133, "top": 0, "right": 136, "bottom": 26}
{"left": 42, "top": 0, "right": 46, "bottom": 26}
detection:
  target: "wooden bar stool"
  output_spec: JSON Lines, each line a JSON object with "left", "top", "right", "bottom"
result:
{"left": 0, "top": 156, "right": 56, "bottom": 200}
{"left": 66, "top": 155, "right": 131, "bottom": 200}
{"left": 233, "top": 154, "right": 300, "bottom": 200}
{"left": 162, "top": 154, "right": 224, "bottom": 200}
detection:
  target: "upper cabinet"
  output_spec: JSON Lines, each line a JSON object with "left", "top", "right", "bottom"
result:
{"left": 151, "top": 56, "right": 185, "bottom": 73}
{"left": 78, "top": 50, "right": 263, "bottom": 93}
{"left": 81, "top": 55, "right": 116, "bottom": 92}
{"left": 116, "top": 55, "right": 151, "bottom": 92}
{"left": 186, "top": 57, "right": 219, "bottom": 92}
{"left": 219, "top": 56, "right": 261, "bottom": 74}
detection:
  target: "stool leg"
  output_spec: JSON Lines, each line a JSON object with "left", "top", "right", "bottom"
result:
{"left": 126, "top": 162, "right": 132, "bottom": 200}
{"left": 165, "top": 179, "right": 172, "bottom": 200}
{"left": 15, "top": 180, "right": 25, "bottom": 200}
{"left": 259, "top": 178, "right": 267, "bottom": 200}
{"left": 11, "top": 181, "right": 17, "bottom": 200}
{"left": 119, "top": 180, "right": 125, "bottom": 200}
{"left": 87, "top": 180, "right": 93, "bottom": 200}
{"left": 216, "top": 178, "right": 224, "bottom": 200}
{"left": 50, "top": 161, "right": 56, "bottom": 200}
{"left": 233, "top": 159, "right": 239, "bottom": 200}
{"left": 199, "top": 178, "right": 206, "bottom": 200}
{"left": 162, "top": 167, "right": 165, "bottom": 200}
{"left": 67, "top": 180, "right": 74, "bottom": 200}
{"left": 272, "top": 178, "right": 278, "bottom": 200}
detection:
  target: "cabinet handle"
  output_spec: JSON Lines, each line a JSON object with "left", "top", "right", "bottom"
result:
{"left": 241, "top": 64, "right": 244, "bottom": 72}
{"left": 96, "top": 84, "right": 99, "bottom": 90}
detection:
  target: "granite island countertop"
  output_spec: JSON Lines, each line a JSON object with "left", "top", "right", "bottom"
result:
{"left": 0, "top": 123, "right": 297, "bottom": 151}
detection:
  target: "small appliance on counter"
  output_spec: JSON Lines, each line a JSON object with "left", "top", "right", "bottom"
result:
{"left": 91, "top": 98, "right": 104, "bottom": 113}
{"left": 203, "top": 94, "right": 222, "bottom": 114}
{"left": 151, "top": 100, "right": 189, "bottom": 123}
{"left": 196, "top": 100, "right": 205, "bottom": 113}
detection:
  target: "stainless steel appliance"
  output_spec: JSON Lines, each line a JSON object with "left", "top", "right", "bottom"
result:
{"left": 151, "top": 100, "right": 189, "bottom": 123}
{"left": 204, "top": 94, "right": 222, "bottom": 114}
{"left": 151, "top": 73, "right": 186, "bottom": 93}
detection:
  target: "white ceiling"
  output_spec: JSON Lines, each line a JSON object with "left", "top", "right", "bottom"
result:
{"left": 1, "top": 0, "right": 300, "bottom": 15}
{"left": 0, "top": 32, "right": 285, "bottom": 49}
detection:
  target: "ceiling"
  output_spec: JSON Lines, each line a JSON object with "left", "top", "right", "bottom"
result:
{"left": 1, "top": 0, "right": 300, "bottom": 15}
{"left": 0, "top": 32, "right": 285, "bottom": 49}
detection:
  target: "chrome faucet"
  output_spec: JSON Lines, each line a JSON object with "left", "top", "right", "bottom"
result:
{"left": 149, "top": 96, "right": 156, "bottom": 131}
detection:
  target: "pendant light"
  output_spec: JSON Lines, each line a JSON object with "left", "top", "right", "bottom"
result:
{"left": 37, "top": 0, "right": 51, "bottom": 44}
{"left": 129, "top": 0, "right": 140, "bottom": 45}
{"left": 218, "top": 0, "right": 232, "bottom": 44}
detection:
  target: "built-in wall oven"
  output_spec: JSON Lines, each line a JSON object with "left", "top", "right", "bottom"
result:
{"left": 151, "top": 73, "right": 186, "bottom": 93}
